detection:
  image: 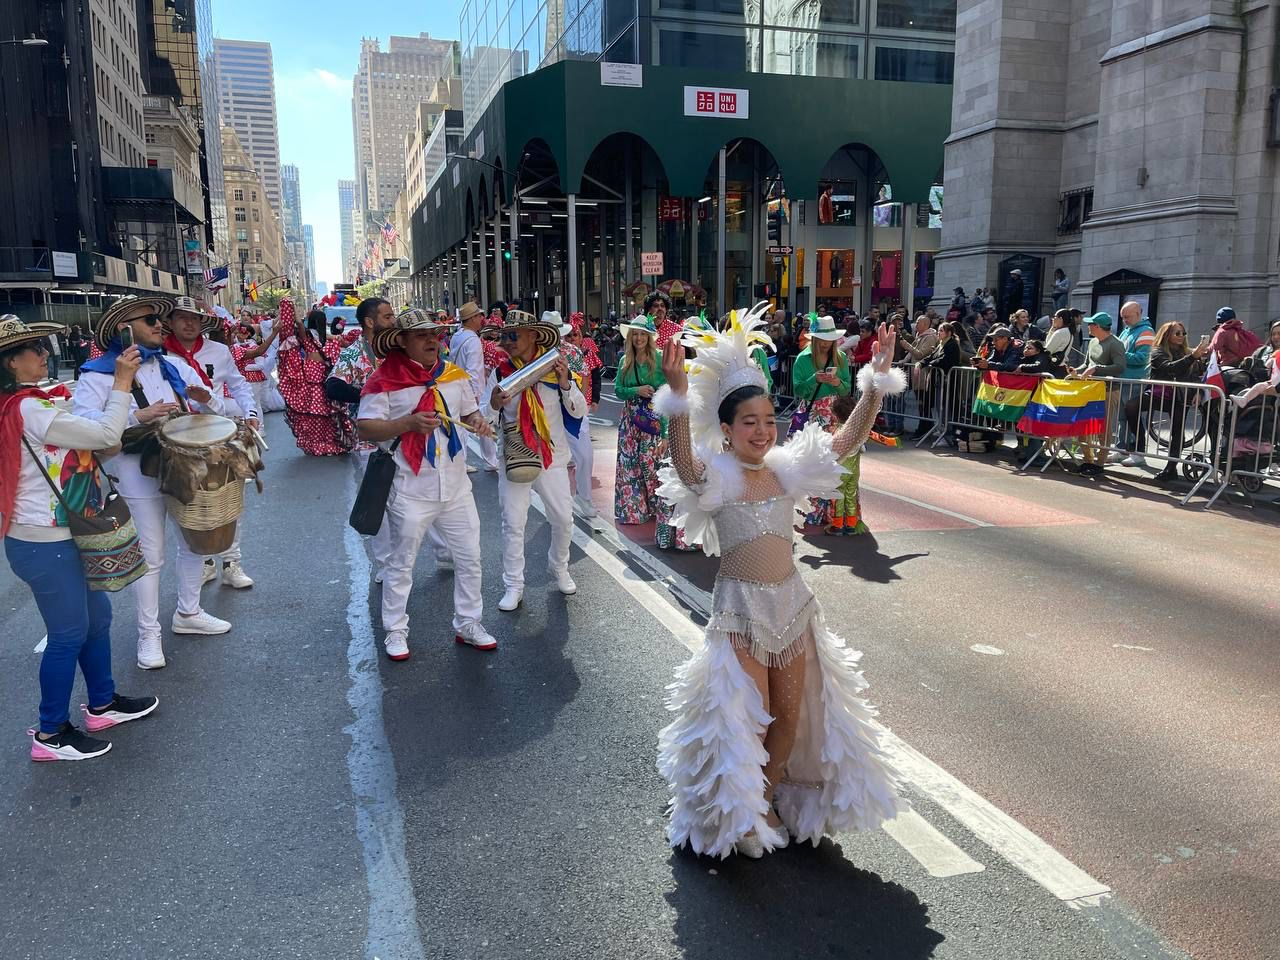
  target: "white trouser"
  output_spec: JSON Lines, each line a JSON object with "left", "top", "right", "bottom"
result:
{"left": 567, "top": 423, "right": 593, "bottom": 501}
{"left": 478, "top": 434, "right": 500, "bottom": 469}
{"left": 250, "top": 381, "right": 268, "bottom": 418}
{"left": 382, "top": 492, "right": 483, "bottom": 635}
{"left": 129, "top": 495, "right": 209, "bottom": 640}
{"left": 498, "top": 463, "right": 573, "bottom": 591}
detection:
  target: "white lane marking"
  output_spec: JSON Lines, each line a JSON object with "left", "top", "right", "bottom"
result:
{"left": 970, "top": 644, "right": 1005, "bottom": 656}
{"left": 882, "top": 736, "right": 1111, "bottom": 903}
{"left": 342, "top": 472, "right": 427, "bottom": 960}
{"left": 861, "top": 484, "right": 993, "bottom": 527}
{"left": 883, "top": 810, "right": 986, "bottom": 878}
{"left": 1113, "top": 644, "right": 1154, "bottom": 652}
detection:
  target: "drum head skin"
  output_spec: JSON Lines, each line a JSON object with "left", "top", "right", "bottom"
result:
{"left": 160, "top": 414, "right": 237, "bottom": 447}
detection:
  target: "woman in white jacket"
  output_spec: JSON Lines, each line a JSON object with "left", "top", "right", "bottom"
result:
{"left": 0, "top": 317, "right": 158, "bottom": 761}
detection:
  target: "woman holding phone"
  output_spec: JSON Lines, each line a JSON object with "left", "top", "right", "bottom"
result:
{"left": 788, "top": 314, "right": 851, "bottom": 526}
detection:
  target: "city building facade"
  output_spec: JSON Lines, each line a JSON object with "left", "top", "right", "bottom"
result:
{"left": 88, "top": 0, "right": 149, "bottom": 168}
{"left": 338, "top": 179, "right": 357, "bottom": 283}
{"left": 222, "top": 123, "right": 285, "bottom": 302}
{"left": 411, "top": 0, "right": 955, "bottom": 322}
{"left": 281, "top": 163, "right": 309, "bottom": 296}
{"left": 351, "top": 35, "right": 459, "bottom": 214}
{"left": 935, "top": 0, "right": 1276, "bottom": 336}
{"left": 214, "top": 39, "right": 283, "bottom": 217}
{"left": 303, "top": 224, "right": 318, "bottom": 302}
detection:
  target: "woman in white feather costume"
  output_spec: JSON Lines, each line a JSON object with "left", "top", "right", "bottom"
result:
{"left": 652, "top": 303, "right": 910, "bottom": 859}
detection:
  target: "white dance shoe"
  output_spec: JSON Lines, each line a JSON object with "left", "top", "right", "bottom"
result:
{"left": 137, "top": 635, "right": 166, "bottom": 671}
{"left": 554, "top": 570, "right": 577, "bottom": 596}
{"left": 171, "top": 610, "right": 231, "bottom": 636}
{"left": 498, "top": 588, "right": 523, "bottom": 612}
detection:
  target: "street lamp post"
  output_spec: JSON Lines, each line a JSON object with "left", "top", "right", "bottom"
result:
{"left": 2, "top": 37, "right": 49, "bottom": 47}
{"left": 239, "top": 249, "right": 249, "bottom": 308}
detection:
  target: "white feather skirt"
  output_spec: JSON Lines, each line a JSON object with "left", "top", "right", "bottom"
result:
{"left": 656, "top": 600, "right": 907, "bottom": 857}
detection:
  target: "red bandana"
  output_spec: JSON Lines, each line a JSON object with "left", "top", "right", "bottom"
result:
{"left": 163, "top": 334, "right": 214, "bottom": 388}
{"left": 0, "top": 384, "right": 73, "bottom": 536}
{"left": 361, "top": 351, "right": 470, "bottom": 474}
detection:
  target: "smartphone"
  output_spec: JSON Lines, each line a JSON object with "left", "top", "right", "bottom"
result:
{"left": 118, "top": 324, "right": 134, "bottom": 350}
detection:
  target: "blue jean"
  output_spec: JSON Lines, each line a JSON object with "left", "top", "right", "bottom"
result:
{"left": 5, "top": 538, "right": 115, "bottom": 734}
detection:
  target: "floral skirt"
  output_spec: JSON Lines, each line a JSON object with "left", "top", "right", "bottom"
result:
{"left": 655, "top": 481, "right": 696, "bottom": 551}
{"left": 789, "top": 396, "right": 837, "bottom": 525}
{"left": 614, "top": 401, "right": 663, "bottom": 524}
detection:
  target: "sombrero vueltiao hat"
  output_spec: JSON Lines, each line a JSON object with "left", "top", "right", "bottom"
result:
{"left": 0, "top": 315, "right": 65, "bottom": 355}
{"left": 92, "top": 295, "right": 174, "bottom": 350}
{"left": 371, "top": 308, "right": 455, "bottom": 359}
{"left": 166, "top": 295, "right": 221, "bottom": 335}
{"left": 620, "top": 314, "right": 659, "bottom": 339}
{"left": 503, "top": 309, "right": 560, "bottom": 350}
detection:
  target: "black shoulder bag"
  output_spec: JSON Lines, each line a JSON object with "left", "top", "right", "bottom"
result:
{"left": 349, "top": 438, "right": 400, "bottom": 536}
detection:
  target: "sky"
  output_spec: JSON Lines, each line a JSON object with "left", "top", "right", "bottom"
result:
{"left": 211, "top": 1, "right": 461, "bottom": 288}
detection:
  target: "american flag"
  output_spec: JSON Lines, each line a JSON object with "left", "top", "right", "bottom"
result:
{"left": 203, "top": 263, "right": 230, "bottom": 291}
{"left": 382, "top": 220, "right": 398, "bottom": 245}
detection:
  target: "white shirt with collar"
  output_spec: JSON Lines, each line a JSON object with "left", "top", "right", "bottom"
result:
{"left": 72, "top": 354, "right": 226, "bottom": 499}
{"left": 450, "top": 327, "right": 485, "bottom": 404}
{"left": 356, "top": 363, "right": 479, "bottom": 503}
{"left": 483, "top": 355, "right": 587, "bottom": 471}
{"left": 186, "top": 337, "right": 259, "bottom": 420}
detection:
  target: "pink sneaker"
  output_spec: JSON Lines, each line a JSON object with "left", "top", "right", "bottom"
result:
{"left": 81, "top": 695, "right": 159, "bottom": 732}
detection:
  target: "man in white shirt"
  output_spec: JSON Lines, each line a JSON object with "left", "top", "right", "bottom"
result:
{"left": 162, "top": 297, "right": 260, "bottom": 589}
{"left": 73, "top": 296, "right": 232, "bottom": 670}
{"left": 449, "top": 301, "right": 495, "bottom": 471}
{"left": 485, "top": 310, "right": 587, "bottom": 612}
{"left": 357, "top": 310, "right": 497, "bottom": 660}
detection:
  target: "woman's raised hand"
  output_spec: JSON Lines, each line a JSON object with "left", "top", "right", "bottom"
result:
{"left": 869, "top": 322, "right": 896, "bottom": 375}
{"left": 662, "top": 339, "right": 688, "bottom": 395}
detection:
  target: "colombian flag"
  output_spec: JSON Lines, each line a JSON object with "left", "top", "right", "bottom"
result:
{"left": 1017, "top": 379, "right": 1108, "bottom": 438}
{"left": 972, "top": 371, "right": 1039, "bottom": 422}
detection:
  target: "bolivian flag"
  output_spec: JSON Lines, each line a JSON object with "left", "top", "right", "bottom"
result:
{"left": 1017, "top": 379, "right": 1108, "bottom": 438}
{"left": 972, "top": 371, "right": 1039, "bottom": 422}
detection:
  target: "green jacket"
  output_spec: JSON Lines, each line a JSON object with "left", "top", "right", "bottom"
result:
{"left": 614, "top": 359, "right": 665, "bottom": 400}
{"left": 752, "top": 347, "right": 773, "bottom": 392}
{"left": 791, "top": 347, "right": 851, "bottom": 401}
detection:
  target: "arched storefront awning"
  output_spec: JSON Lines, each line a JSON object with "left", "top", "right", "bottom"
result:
{"left": 414, "top": 60, "right": 952, "bottom": 269}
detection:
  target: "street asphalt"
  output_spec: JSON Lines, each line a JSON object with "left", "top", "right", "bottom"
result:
{"left": 0, "top": 393, "right": 1274, "bottom": 960}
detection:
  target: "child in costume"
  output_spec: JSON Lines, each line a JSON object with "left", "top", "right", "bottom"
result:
{"left": 653, "top": 303, "right": 908, "bottom": 859}
{"left": 826, "top": 394, "right": 869, "bottom": 536}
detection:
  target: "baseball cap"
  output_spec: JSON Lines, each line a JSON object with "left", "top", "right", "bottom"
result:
{"left": 1085, "top": 312, "right": 1113, "bottom": 330}
{"left": 1216, "top": 307, "right": 1235, "bottom": 321}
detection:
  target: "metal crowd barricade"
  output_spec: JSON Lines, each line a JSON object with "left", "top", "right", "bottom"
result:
{"left": 872, "top": 360, "right": 946, "bottom": 445}
{"left": 1204, "top": 395, "right": 1279, "bottom": 508}
{"left": 928, "top": 365, "right": 1033, "bottom": 451}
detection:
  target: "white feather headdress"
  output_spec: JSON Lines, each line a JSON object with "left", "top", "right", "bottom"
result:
{"left": 678, "top": 301, "right": 775, "bottom": 452}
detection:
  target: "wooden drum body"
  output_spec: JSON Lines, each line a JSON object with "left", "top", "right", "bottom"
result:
{"left": 158, "top": 415, "right": 262, "bottom": 555}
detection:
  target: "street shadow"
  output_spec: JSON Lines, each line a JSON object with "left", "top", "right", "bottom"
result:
{"left": 798, "top": 533, "right": 929, "bottom": 584}
{"left": 664, "top": 839, "right": 943, "bottom": 959}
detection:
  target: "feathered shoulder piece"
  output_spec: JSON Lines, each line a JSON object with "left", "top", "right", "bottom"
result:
{"left": 656, "top": 450, "right": 744, "bottom": 557}
{"left": 764, "top": 422, "right": 847, "bottom": 504}
{"left": 679, "top": 302, "right": 775, "bottom": 453}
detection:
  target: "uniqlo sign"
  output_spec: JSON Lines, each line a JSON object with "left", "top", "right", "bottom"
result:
{"left": 683, "top": 86, "right": 749, "bottom": 120}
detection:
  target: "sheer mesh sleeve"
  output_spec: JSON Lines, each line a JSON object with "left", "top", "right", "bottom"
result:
{"left": 668, "top": 413, "right": 705, "bottom": 487}
{"left": 831, "top": 387, "right": 883, "bottom": 460}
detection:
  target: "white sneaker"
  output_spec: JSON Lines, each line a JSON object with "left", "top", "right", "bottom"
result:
{"left": 373, "top": 567, "right": 384, "bottom": 585}
{"left": 498, "top": 588, "right": 523, "bottom": 612}
{"left": 483, "top": 464, "right": 499, "bottom": 473}
{"left": 384, "top": 630, "right": 410, "bottom": 661}
{"left": 200, "top": 558, "right": 217, "bottom": 586}
{"left": 435, "top": 554, "right": 454, "bottom": 572}
{"left": 574, "top": 495, "right": 598, "bottom": 518}
{"left": 1121, "top": 453, "right": 1146, "bottom": 468}
{"left": 466, "top": 464, "right": 478, "bottom": 474}
{"left": 554, "top": 570, "right": 577, "bottom": 596}
{"left": 219, "top": 560, "right": 254, "bottom": 589}
{"left": 171, "top": 610, "right": 231, "bottom": 636}
{"left": 455, "top": 622, "right": 498, "bottom": 651}
{"left": 137, "top": 634, "right": 166, "bottom": 670}
{"left": 1106, "top": 451, "right": 1127, "bottom": 464}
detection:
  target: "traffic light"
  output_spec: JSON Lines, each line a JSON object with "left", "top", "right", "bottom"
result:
{"left": 503, "top": 248, "right": 512, "bottom": 262}
{"left": 767, "top": 204, "right": 781, "bottom": 244}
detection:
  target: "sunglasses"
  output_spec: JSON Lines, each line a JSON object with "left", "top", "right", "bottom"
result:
{"left": 17, "top": 340, "right": 49, "bottom": 357}
{"left": 125, "top": 314, "right": 163, "bottom": 328}
{"left": 498, "top": 331, "right": 520, "bottom": 341}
